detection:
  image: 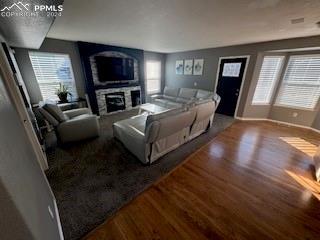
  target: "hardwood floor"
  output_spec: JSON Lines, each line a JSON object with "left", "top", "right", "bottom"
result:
{"left": 83, "top": 120, "right": 320, "bottom": 240}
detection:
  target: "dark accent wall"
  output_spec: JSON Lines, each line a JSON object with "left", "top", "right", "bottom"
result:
{"left": 165, "top": 35, "right": 320, "bottom": 121}
{"left": 78, "top": 41, "right": 145, "bottom": 114}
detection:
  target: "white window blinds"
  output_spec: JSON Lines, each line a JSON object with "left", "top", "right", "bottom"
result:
{"left": 146, "top": 61, "right": 161, "bottom": 94}
{"left": 29, "top": 52, "right": 78, "bottom": 101}
{"left": 252, "top": 56, "right": 284, "bottom": 104}
{"left": 276, "top": 55, "right": 320, "bottom": 110}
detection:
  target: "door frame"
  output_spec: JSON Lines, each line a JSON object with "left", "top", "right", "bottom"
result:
{"left": 0, "top": 44, "right": 49, "bottom": 170}
{"left": 214, "top": 55, "right": 250, "bottom": 117}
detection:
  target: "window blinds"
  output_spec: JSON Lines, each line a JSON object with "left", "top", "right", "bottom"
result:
{"left": 252, "top": 56, "right": 284, "bottom": 104}
{"left": 146, "top": 61, "right": 161, "bottom": 94}
{"left": 276, "top": 55, "right": 320, "bottom": 109}
{"left": 29, "top": 52, "right": 78, "bottom": 101}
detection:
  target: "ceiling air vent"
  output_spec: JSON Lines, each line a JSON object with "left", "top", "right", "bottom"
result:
{"left": 291, "top": 18, "right": 305, "bottom": 24}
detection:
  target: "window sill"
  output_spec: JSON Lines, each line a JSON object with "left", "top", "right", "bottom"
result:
{"left": 273, "top": 104, "right": 316, "bottom": 111}
{"left": 251, "top": 103, "right": 271, "bottom": 106}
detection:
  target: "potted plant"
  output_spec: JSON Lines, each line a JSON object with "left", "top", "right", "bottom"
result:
{"left": 56, "top": 83, "right": 72, "bottom": 103}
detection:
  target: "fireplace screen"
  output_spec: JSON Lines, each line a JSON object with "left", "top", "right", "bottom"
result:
{"left": 105, "top": 92, "right": 126, "bottom": 113}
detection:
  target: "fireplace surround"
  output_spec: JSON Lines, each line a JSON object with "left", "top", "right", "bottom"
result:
{"left": 96, "top": 86, "right": 141, "bottom": 115}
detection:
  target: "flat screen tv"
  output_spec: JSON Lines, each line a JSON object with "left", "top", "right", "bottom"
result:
{"left": 95, "top": 56, "right": 134, "bottom": 82}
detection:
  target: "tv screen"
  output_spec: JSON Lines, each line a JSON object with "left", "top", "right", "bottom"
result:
{"left": 95, "top": 56, "right": 134, "bottom": 82}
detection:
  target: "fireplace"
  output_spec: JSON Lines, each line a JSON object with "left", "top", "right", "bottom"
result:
{"left": 96, "top": 86, "right": 141, "bottom": 115}
{"left": 105, "top": 92, "right": 125, "bottom": 113}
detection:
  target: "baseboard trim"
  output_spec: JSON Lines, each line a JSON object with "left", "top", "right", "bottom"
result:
{"left": 236, "top": 117, "right": 320, "bottom": 134}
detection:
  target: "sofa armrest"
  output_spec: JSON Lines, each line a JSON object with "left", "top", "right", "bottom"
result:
{"left": 57, "top": 115, "right": 100, "bottom": 143}
{"left": 63, "top": 108, "right": 92, "bottom": 118}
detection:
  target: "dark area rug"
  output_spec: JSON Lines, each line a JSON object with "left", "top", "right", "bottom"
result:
{"left": 46, "top": 110, "right": 234, "bottom": 240}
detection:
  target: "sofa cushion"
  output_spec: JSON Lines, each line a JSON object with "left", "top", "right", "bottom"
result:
{"left": 113, "top": 115, "right": 149, "bottom": 163}
{"left": 196, "top": 89, "right": 213, "bottom": 100}
{"left": 163, "top": 87, "right": 180, "bottom": 98}
{"left": 115, "top": 115, "right": 147, "bottom": 133}
{"left": 165, "top": 101, "right": 183, "bottom": 109}
{"left": 213, "top": 94, "right": 221, "bottom": 110}
{"left": 146, "top": 107, "right": 184, "bottom": 126}
{"left": 175, "top": 97, "right": 194, "bottom": 104}
{"left": 163, "top": 95, "right": 177, "bottom": 101}
{"left": 145, "top": 107, "right": 192, "bottom": 143}
{"left": 43, "top": 103, "right": 69, "bottom": 122}
{"left": 154, "top": 98, "right": 183, "bottom": 109}
{"left": 154, "top": 98, "right": 170, "bottom": 107}
{"left": 314, "top": 146, "right": 320, "bottom": 182}
{"left": 195, "top": 98, "right": 213, "bottom": 105}
{"left": 178, "top": 88, "right": 197, "bottom": 99}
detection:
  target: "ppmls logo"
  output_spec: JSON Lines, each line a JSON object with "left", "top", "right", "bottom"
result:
{"left": 1, "top": 2, "right": 29, "bottom": 11}
{"left": 1, "top": 2, "right": 63, "bottom": 17}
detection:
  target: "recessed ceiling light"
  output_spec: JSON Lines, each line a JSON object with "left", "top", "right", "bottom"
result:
{"left": 291, "top": 18, "right": 305, "bottom": 24}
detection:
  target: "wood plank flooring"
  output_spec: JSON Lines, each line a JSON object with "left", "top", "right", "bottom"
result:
{"left": 83, "top": 120, "right": 320, "bottom": 240}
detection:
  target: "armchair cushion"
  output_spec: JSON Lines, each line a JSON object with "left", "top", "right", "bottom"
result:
{"left": 63, "top": 108, "right": 92, "bottom": 119}
{"left": 38, "top": 107, "right": 60, "bottom": 127}
{"left": 43, "top": 103, "right": 68, "bottom": 122}
{"left": 57, "top": 115, "right": 100, "bottom": 143}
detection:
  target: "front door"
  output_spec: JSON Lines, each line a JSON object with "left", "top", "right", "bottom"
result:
{"left": 216, "top": 57, "right": 248, "bottom": 116}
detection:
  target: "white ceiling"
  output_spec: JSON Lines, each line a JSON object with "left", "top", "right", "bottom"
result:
{"left": 47, "top": 0, "right": 320, "bottom": 53}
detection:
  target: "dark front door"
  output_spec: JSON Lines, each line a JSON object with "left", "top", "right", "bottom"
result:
{"left": 216, "top": 57, "right": 248, "bottom": 116}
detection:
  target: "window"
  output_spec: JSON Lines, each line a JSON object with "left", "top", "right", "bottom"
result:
{"left": 29, "top": 52, "right": 78, "bottom": 101}
{"left": 276, "top": 55, "right": 320, "bottom": 110}
{"left": 146, "top": 61, "right": 161, "bottom": 94}
{"left": 252, "top": 56, "right": 284, "bottom": 104}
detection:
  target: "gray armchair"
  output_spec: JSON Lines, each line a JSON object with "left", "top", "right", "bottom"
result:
{"left": 39, "top": 103, "right": 100, "bottom": 143}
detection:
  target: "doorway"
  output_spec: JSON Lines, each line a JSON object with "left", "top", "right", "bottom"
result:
{"left": 215, "top": 56, "right": 249, "bottom": 117}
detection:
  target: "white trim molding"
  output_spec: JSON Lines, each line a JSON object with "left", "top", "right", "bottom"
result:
{"left": 215, "top": 55, "right": 251, "bottom": 118}
{"left": 236, "top": 117, "right": 320, "bottom": 134}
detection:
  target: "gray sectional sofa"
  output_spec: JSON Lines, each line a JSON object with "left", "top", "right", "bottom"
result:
{"left": 113, "top": 87, "right": 220, "bottom": 164}
{"left": 150, "top": 86, "right": 221, "bottom": 109}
